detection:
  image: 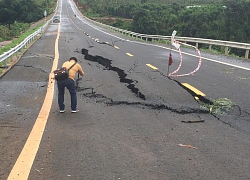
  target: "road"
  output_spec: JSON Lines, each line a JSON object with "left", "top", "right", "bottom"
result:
{"left": 0, "top": 0, "right": 250, "bottom": 179}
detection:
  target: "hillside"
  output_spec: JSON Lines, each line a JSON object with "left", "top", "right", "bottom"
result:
{"left": 74, "top": 0, "right": 250, "bottom": 57}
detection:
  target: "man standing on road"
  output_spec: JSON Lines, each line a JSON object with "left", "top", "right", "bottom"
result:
{"left": 57, "top": 57, "right": 84, "bottom": 113}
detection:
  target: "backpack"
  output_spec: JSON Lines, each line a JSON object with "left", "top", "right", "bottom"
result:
{"left": 53, "top": 62, "right": 76, "bottom": 81}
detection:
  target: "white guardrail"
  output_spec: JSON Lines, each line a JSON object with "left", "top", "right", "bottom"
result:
{"left": 85, "top": 17, "right": 250, "bottom": 60}
{"left": 0, "top": 19, "right": 52, "bottom": 67}
{"left": 1, "top": 16, "right": 249, "bottom": 68}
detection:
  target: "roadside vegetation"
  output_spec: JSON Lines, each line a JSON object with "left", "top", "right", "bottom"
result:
{"left": 74, "top": 0, "right": 250, "bottom": 57}
{"left": 0, "top": 0, "right": 56, "bottom": 74}
{"left": 1, "top": 0, "right": 249, "bottom": 58}
{"left": 0, "top": 0, "right": 56, "bottom": 42}
{"left": 0, "top": 24, "right": 44, "bottom": 55}
{"left": 201, "top": 98, "right": 236, "bottom": 116}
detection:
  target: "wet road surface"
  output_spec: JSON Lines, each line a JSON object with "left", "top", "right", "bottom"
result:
{"left": 1, "top": 0, "right": 250, "bottom": 179}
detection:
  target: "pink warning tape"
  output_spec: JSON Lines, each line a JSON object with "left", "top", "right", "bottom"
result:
{"left": 168, "top": 40, "right": 202, "bottom": 77}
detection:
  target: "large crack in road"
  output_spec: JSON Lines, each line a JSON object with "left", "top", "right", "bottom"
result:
{"left": 75, "top": 48, "right": 210, "bottom": 115}
{"left": 77, "top": 87, "right": 209, "bottom": 115}
{"left": 81, "top": 48, "right": 146, "bottom": 100}
{"left": 73, "top": 36, "right": 249, "bottom": 133}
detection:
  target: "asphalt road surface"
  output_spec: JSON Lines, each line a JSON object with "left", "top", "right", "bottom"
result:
{"left": 1, "top": 0, "right": 250, "bottom": 180}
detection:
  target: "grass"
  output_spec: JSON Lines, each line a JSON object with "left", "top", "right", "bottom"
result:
{"left": 0, "top": 23, "right": 45, "bottom": 76}
{"left": 0, "top": 23, "right": 44, "bottom": 55}
{"left": 201, "top": 98, "right": 236, "bottom": 115}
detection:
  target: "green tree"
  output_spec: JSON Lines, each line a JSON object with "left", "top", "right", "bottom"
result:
{"left": 16, "top": 0, "right": 44, "bottom": 23}
{"left": 132, "top": 8, "right": 159, "bottom": 35}
{"left": 0, "top": 0, "right": 19, "bottom": 28}
{"left": 223, "top": 0, "right": 250, "bottom": 43}
{"left": 0, "top": 0, "right": 56, "bottom": 41}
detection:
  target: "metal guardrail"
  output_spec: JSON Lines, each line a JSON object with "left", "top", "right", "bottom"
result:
{"left": 85, "top": 17, "right": 250, "bottom": 59}
{"left": 1, "top": 15, "right": 249, "bottom": 64}
{"left": 0, "top": 19, "right": 52, "bottom": 67}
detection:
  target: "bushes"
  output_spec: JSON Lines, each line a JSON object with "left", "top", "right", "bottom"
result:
{"left": 0, "top": 25, "right": 11, "bottom": 41}
{"left": 0, "top": 22, "right": 30, "bottom": 41}
{"left": 110, "top": 19, "right": 132, "bottom": 31}
{"left": 0, "top": 23, "right": 43, "bottom": 55}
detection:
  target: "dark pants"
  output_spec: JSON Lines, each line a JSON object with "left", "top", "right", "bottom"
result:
{"left": 57, "top": 78, "right": 77, "bottom": 111}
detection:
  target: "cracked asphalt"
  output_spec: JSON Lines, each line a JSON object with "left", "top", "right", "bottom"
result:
{"left": 0, "top": 0, "right": 250, "bottom": 179}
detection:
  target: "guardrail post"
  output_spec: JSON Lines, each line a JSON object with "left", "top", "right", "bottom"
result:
{"left": 209, "top": 45, "right": 212, "bottom": 52}
{"left": 245, "top": 50, "right": 249, "bottom": 59}
{"left": 225, "top": 47, "right": 229, "bottom": 55}
{"left": 4, "top": 58, "right": 7, "bottom": 67}
{"left": 196, "top": 42, "right": 199, "bottom": 48}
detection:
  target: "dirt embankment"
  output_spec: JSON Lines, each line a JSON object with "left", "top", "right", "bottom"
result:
{"left": 0, "top": 41, "right": 12, "bottom": 48}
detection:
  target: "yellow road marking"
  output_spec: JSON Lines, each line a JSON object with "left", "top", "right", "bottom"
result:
{"left": 146, "top": 64, "right": 158, "bottom": 71}
{"left": 114, "top": 46, "right": 120, "bottom": 49}
{"left": 182, "top": 83, "right": 206, "bottom": 96}
{"left": 126, "top": 53, "right": 133, "bottom": 57}
{"left": 7, "top": 16, "right": 61, "bottom": 180}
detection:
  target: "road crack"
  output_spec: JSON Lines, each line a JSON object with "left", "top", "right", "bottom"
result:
{"left": 80, "top": 48, "right": 146, "bottom": 100}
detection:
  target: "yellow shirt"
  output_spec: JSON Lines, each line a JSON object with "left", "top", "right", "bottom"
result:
{"left": 62, "top": 60, "right": 84, "bottom": 80}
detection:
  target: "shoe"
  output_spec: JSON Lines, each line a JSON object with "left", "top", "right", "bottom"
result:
{"left": 59, "top": 110, "right": 65, "bottom": 113}
{"left": 71, "top": 110, "right": 79, "bottom": 113}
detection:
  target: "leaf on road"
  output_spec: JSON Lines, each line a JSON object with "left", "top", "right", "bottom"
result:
{"left": 178, "top": 144, "right": 198, "bottom": 149}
